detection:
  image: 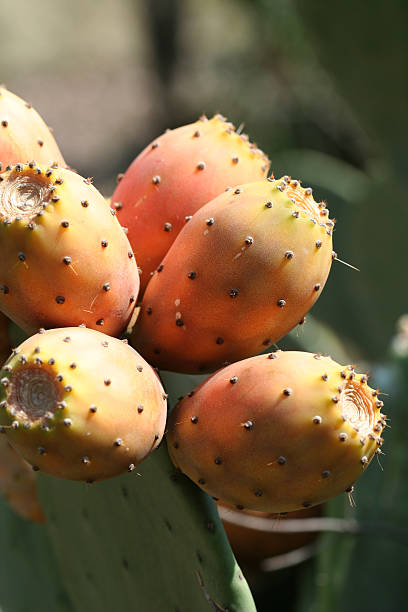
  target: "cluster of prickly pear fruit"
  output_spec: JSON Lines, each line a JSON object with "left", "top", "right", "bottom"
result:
{"left": 0, "top": 86, "right": 385, "bottom": 531}
{"left": 112, "top": 114, "right": 270, "bottom": 295}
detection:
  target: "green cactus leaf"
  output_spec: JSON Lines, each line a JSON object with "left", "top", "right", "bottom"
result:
{"left": 0, "top": 497, "right": 73, "bottom": 612}
{"left": 37, "top": 370, "right": 255, "bottom": 612}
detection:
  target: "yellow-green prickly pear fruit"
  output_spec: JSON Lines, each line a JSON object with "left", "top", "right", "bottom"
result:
{"left": 0, "top": 163, "right": 139, "bottom": 335}
{"left": 0, "top": 311, "right": 44, "bottom": 522}
{"left": 167, "top": 351, "right": 386, "bottom": 513}
{"left": 0, "top": 327, "right": 168, "bottom": 482}
{"left": 132, "top": 177, "right": 333, "bottom": 373}
{"left": 0, "top": 85, "right": 65, "bottom": 168}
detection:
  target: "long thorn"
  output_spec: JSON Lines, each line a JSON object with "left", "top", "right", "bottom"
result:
{"left": 334, "top": 257, "right": 360, "bottom": 272}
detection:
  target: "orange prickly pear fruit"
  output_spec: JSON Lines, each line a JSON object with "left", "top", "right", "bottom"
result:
{"left": 0, "top": 86, "right": 65, "bottom": 168}
{"left": 111, "top": 114, "right": 270, "bottom": 295}
{"left": 167, "top": 351, "right": 386, "bottom": 513}
{"left": 0, "top": 327, "right": 168, "bottom": 482}
{"left": 0, "top": 437, "right": 45, "bottom": 522}
{"left": 132, "top": 177, "right": 333, "bottom": 373}
{"left": 0, "top": 163, "right": 139, "bottom": 336}
{"left": 218, "top": 502, "right": 321, "bottom": 569}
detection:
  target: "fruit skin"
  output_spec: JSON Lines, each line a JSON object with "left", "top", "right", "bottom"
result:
{"left": 0, "top": 86, "right": 65, "bottom": 168}
{"left": 0, "top": 327, "right": 168, "bottom": 481}
{"left": 0, "top": 311, "right": 44, "bottom": 522}
{"left": 218, "top": 502, "right": 321, "bottom": 568}
{"left": 0, "top": 437, "right": 45, "bottom": 522}
{"left": 0, "top": 163, "right": 139, "bottom": 336}
{"left": 167, "top": 351, "right": 386, "bottom": 513}
{"left": 112, "top": 114, "right": 270, "bottom": 295}
{"left": 0, "top": 312, "right": 9, "bottom": 366}
{"left": 132, "top": 177, "right": 333, "bottom": 373}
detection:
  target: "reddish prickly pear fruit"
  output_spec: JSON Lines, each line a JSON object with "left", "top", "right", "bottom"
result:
{"left": 167, "top": 351, "right": 386, "bottom": 513}
{"left": 0, "top": 163, "right": 139, "bottom": 335}
{"left": 0, "top": 86, "right": 65, "bottom": 168}
{"left": 111, "top": 114, "right": 270, "bottom": 295}
{"left": 218, "top": 502, "right": 321, "bottom": 568}
{"left": 0, "top": 327, "right": 168, "bottom": 481}
{"left": 132, "top": 177, "right": 333, "bottom": 373}
{"left": 0, "top": 437, "right": 45, "bottom": 522}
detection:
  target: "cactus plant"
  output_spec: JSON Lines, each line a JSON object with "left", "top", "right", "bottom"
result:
{"left": 0, "top": 85, "right": 389, "bottom": 612}
{"left": 36, "top": 371, "right": 257, "bottom": 612}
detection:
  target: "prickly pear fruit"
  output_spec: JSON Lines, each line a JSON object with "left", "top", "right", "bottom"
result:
{"left": 132, "top": 177, "right": 333, "bottom": 373}
{"left": 0, "top": 312, "right": 9, "bottom": 366}
{"left": 0, "top": 163, "right": 139, "bottom": 335}
{"left": 218, "top": 502, "right": 321, "bottom": 568}
{"left": 167, "top": 351, "right": 386, "bottom": 513}
{"left": 0, "top": 86, "right": 65, "bottom": 168}
{"left": 112, "top": 114, "right": 270, "bottom": 295}
{"left": 0, "top": 437, "right": 45, "bottom": 522}
{"left": 0, "top": 315, "right": 44, "bottom": 521}
{"left": 0, "top": 327, "right": 167, "bottom": 481}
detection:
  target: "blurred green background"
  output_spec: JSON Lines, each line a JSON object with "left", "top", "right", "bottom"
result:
{"left": 1, "top": 1, "right": 407, "bottom": 610}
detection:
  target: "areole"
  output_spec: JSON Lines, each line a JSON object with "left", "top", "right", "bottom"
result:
{"left": 0, "top": 167, "right": 52, "bottom": 222}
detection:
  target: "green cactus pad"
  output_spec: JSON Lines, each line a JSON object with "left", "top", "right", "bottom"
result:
{"left": 0, "top": 496, "right": 73, "bottom": 612}
{"left": 37, "top": 370, "right": 255, "bottom": 612}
